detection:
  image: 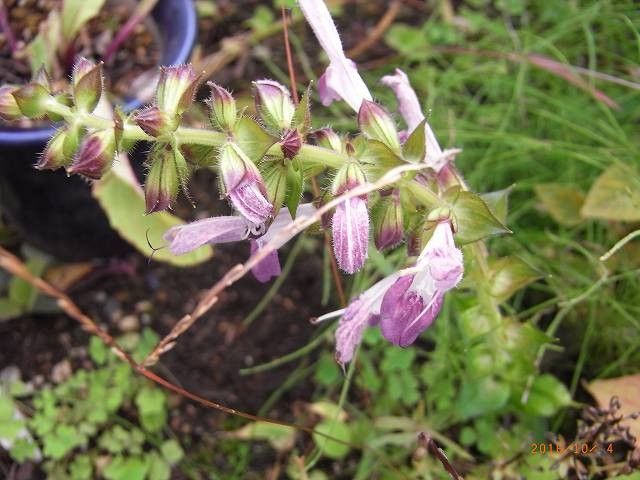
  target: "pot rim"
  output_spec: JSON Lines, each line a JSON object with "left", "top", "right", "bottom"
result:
{"left": 0, "top": 0, "right": 197, "bottom": 146}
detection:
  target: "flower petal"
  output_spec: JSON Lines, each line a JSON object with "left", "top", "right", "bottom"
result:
{"left": 250, "top": 239, "right": 282, "bottom": 282}
{"left": 229, "top": 181, "right": 272, "bottom": 225}
{"left": 332, "top": 197, "right": 369, "bottom": 274}
{"left": 164, "top": 216, "right": 248, "bottom": 255}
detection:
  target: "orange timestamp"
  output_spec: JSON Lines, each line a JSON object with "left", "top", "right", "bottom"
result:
{"left": 530, "top": 442, "right": 615, "bottom": 455}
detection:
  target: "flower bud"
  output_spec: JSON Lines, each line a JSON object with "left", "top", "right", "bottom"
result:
{"left": 253, "top": 79, "right": 295, "bottom": 131}
{"left": 0, "top": 85, "right": 23, "bottom": 121}
{"left": 219, "top": 142, "right": 272, "bottom": 224}
{"left": 36, "top": 130, "right": 72, "bottom": 170}
{"left": 206, "top": 82, "right": 237, "bottom": 131}
{"left": 12, "top": 83, "right": 51, "bottom": 118}
{"left": 144, "top": 145, "right": 189, "bottom": 213}
{"left": 68, "top": 129, "right": 116, "bottom": 179}
{"left": 358, "top": 100, "right": 400, "bottom": 152}
{"left": 332, "top": 161, "right": 366, "bottom": 195}
{"left": 72, "top": 58, "right": 103, "bottom": 113}
{"left": 132, "top": 106, "right": 172, "bottom": 137}
{"left": 374, "top": 190, "right": 403, "bottom": 250}
{"left": 280, "top": 128, "right": 302, "bottom": 159}
{"left": 156, "top": 65, "right": 200, "bottom": 118}
{"left": 313, "top": 127, "right": 342, "bottom": 153}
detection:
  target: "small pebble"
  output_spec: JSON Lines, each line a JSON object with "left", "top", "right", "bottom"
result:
{"left": 51, "top": 359, "right": 72, "bottom": 384}
{"left": 118, "top": 314, "right": 140, "bottom": 332}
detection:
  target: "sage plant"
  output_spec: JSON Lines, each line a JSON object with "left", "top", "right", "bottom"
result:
{"left": 0, "top": 0, "right": 511, "bottom": 366}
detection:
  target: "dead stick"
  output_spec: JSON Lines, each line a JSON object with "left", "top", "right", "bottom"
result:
{"left": 418, "top": 433, "right": 464, "bottom": 480}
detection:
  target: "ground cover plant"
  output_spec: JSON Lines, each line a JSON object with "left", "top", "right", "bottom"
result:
{"left": 0, "top": 0, "right": 639, "bottom": 479}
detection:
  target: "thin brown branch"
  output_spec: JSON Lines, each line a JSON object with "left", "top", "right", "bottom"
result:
{"left": 282, "top": 6, "right": 299, "bottom": 104}
{"left": 347, "top": 1, "right": 402, "bottom": 59}
{"left": 418, "top": 433, "right": 465, "bottom": 480}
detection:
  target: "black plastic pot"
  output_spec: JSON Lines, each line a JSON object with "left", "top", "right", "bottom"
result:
{"left": 0, "top": 0, "right": 196, "bottom": 261}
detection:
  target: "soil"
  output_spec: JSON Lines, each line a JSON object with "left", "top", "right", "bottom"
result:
{"left": 0, "top": 0, "right": 160, "bottom": 121}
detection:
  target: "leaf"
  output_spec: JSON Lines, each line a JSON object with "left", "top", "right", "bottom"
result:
{"left": 147, "top": 452, "right": 171, "bottom": 480}
{"left": 88, "top": 336, "right": 108, "bottom": 365}
{"left": 312, "top": 420, "right": 351, "bottom": 459}
{"left": 489, "top": 256, "right": 542, "bottom": 302}
{"left": 480, "top": 186, "right": 513, "bottom": 225}
{"left": 455, "top": 377, "right": 511, "bottom": 420}
{"left": 402, "top": 119, "right": 426, "bottom": 163}
{"left": 581, "top": 164, "right": 640, "bottom": 222}
{"left": 9, "top": 255, "right": 48, "bottom": 310}
{"left": 292, "top": 85, "right": 312, "bottom": 134}
{"left": 445, "top": 188, "right": 511, "bottom": 244}
{"left": 93, "top": 169, "right": 212, "bottom": 267}
{"left": 585, "top": 374, "right": 640, "bottom": 440}
{"left": 103, "top": 456, "right": 149, "bottom": 480}
{"left": 160, "top": 439, "right": 184, "bottom": 464}
{"left": 0, "top": 299, "right": 23, "bottom": 322}
{"left": 534, "top": 183, "right": 585, "bottom": 226}
{"left": 233, "top": 116, "right": 278, "bottom": 163}
{"left": 285, "top": 159, "right": 303, "bottom": 219}
{"left": 227, "top": 421, "right": 296, "bottom": 452}
{"left": 61, "top": 0, "right": 107, "bottom": 41}
{"left": 521, "top": 374, "right": 571, "bottom": 417}
{"left": 135, "top": 387, "right": 167, "bottom": 433}
{"left": 26, "top": 12, "right": 61, "bottom": 74}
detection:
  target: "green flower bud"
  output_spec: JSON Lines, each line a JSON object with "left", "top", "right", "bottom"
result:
{"left": 374, "top": 189, "right": 404, "bottom": 251}
{"left": 332, "top": 161, "right": 367, "bottom": 195}
{"left": 253, "top": 80, "right": 295, "bottom": 131}
{"left": 313, "top": 127, "right": 342, "bottom": 153}
{"left": 12, "top": 83, "right": 51, "bottom": 118}
{"left": 358, "top": 100, "right": 400, "bottom": 152}
{"left": 133, "top": 106, "right": 172, "bottom": 137}
{"left": 144, "top": 144, "right": 190, "bottom": 213}
{"left": 36, "top": 130, "right": 72, "bottom": 170}
{"left": 156, "top": 65, "right": 200, "bottom": 118}
{"left": 68, "top": 129, "right": 116, "bottom": 179}
{"left": 206, "top": 82, "right": 237, "bottom": 131}
{"left": 72, "top": 58, "right": 104, "bottom": 113}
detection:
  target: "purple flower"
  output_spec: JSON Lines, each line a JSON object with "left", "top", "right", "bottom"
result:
{"left": 164, "top": 204, "right": 316, "bottom": 282}
{"left": 298, "top": 0, "right": 372, "bottom": 112}
{"left": 219, "top": 142, "right": 273, "bottom": 225}
{"left": 332, "top": 196, "right": 369, "bottom": 274}
{"left": 319, "top": 220, "right": 463, "bottom": 364}
{"left": 379, "top": 220, "right": 463, "bottom": 346}
{"left": 381, "top": 69, "right": 447, "bottom": 172}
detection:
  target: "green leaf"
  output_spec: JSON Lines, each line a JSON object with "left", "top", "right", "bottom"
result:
{"left": 292, "top": 85, "right": 312, "bottom": 134}
{"left": 93, "top": 170, "right": 212, "bottom": 266}
{"left": 103, "top": 456, "right": 149, "bottom": 480}
{"left": 402, "top": 119, "right": 426, "bottom": 163}
{"left": 43, "top": 424, "right": 83, "bottom": 459}
{"left": 480, "top": 186, "right": 513, "bottom": 226}
{"left": 385, "top": 24, "right": 429, "bottom": 60}
{"left": 445, "top": 188, "right": 511, "bottom": 244}
{"left": 581, "top": 164, "right": 640, "bottom": 222}
{"left": 233, "top": 116, "right": 278, "bottom": 164}
{"left": 26, "top": 12, "right": 61, "bottom": 73}
{"left": 228, "top": 421, "right": 296, "bottom": 451}
{"left": 285, "top": 159, "right": 303, "bottom": 218}
{"left": 489, "top": 256, "right": 541, "bottom": 302}
{"left": 69, "top": 454, "right": 93, "bottom": 480}
{"left": 534, "top": 183, "right": 585, "bottom": 226}
{"left": 88, "top": 336, "right": 108, "bottom": 365}
{"left": 147, "top": 451, "right": 171, "bottom": 480}
{"left": 360, "top": 139, "right": 403, "bottom": 178}
{"left": 135, "top": 387, "right": 167, "bottom": 433}
{"left": 520, "top": 374, "right": 571, "bottom": 417}
{"left": 8, "top": 255, "right": 48, "bottom": 309}
{"left": 9, "top": 437, "right": 39, "bottom": 463}
{"left": 160, "top": 439, "right": 184, "bottom": 464}
{"left": 455, "top": 377, "right": 511, "bottom": 420}
{"left": 61, "top": 0, "right": 107, "bottom": 41}
{"left": 312, "top": 420, "right": 351, "bottom": 459}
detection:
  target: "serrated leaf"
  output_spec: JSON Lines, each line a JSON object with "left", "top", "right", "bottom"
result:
{"left": 233, "top": 116, "right": 278, "bottom": 163}
{"left": 92, "top": 167, "right": 212, "bottom": 267}
{"left": 227, "top": 421, "right": 296, "bottom": 451}
{"left": 61, "top": 0, "right": 107, "bottom": 41}
{"left": 312, "top": 420, "right": 351, "bottom": 459}
{"left": 455, "top": 377, "right": 510, "bottom": 420}
{"left": 402, "top": 119, "right": 426, "bottom": 163}
{"left": 480, "top": 185, "right": 513, "bottom": 225}
{"left": 360, "top": 139, "right": 403, "bottom": 178}
{"left": 534, "top": 183, "right": 585, "bottom": 226}
{"left": 489, "top": 256, "right": 541, "bottom": 302}
{"left": 445, "top": 188, "right": 511, "bottom": 244}
{"left": 103, "top": 456, "right": 149, "bottom": 480}
{"left": 581, "top": 164, "right": 640, "bottom": 222}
